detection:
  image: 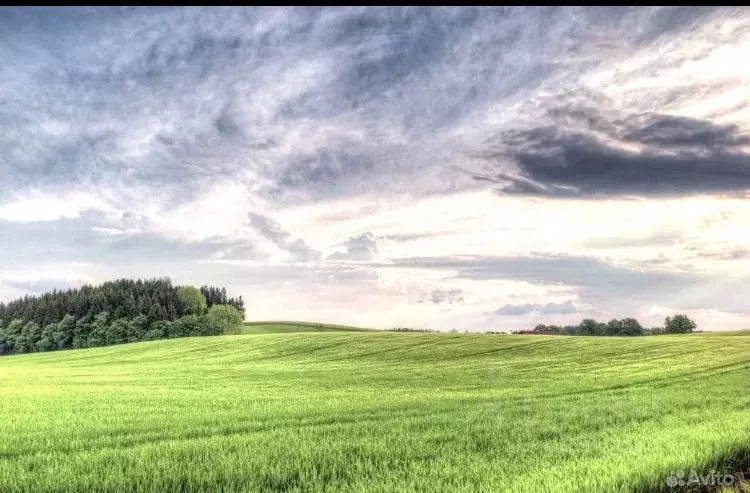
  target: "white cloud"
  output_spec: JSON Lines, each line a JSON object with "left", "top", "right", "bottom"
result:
{"left": 0, "top": 190, "right": 114, "bottom": 222}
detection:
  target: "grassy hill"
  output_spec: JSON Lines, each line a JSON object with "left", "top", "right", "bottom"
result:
{"left": 0, "top": 331, "right": 747, "bottom": 492}
{"left": 241, "top": 321, "right": 373, "bottom": 334}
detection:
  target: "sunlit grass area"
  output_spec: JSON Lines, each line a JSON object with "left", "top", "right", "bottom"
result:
{"left": 0, "top": 331, "right": 747, "bottom": 492}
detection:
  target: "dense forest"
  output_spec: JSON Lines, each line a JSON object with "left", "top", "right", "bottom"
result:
{"left": 0, "top": 278, "right": 245, "bottom": 355}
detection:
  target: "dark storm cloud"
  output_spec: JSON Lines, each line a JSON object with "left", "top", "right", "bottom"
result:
{"left": 621, "top": 114, "right": 750, "bottom": 149}
{"left": 475, "top": 103, "right": 750, "bottom": 198}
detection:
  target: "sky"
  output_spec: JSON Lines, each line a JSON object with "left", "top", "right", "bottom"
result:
{"left": 1, "top": 7, "right": 750, "bottom": 331}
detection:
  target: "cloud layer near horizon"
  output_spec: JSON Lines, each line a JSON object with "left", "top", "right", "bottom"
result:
{"left": 2, "top": 7, "right": 750, "bottom": 330}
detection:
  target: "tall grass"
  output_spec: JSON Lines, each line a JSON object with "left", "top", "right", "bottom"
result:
{"left": 0, "top": 331, "right": 747, "bottom": 492}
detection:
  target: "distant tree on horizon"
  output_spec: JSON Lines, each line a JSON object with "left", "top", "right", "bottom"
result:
{"left": 520, "top": 316, "right": 688, "bottom": 337}
{"left": 619, "top": 318, "right": 644, "bottom": 336}
{"left": 664, "top": 314, "right": 697, "bottom": 334}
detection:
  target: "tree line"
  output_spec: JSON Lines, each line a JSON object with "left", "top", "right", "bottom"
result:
{"left": 0, "top": 278, "right": 244, "bottom": 327}
{"left": 512, "top": 314, "right": 698, "bottom": 336}
{"left": 0, "top": 278, "right": 245, "bottom": 356}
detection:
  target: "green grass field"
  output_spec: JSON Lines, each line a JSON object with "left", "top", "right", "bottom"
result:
{"left": 0, "top": 330, "right": 747, "bottom": 492}
{"left": 241, "top": 321, "right": 372, "bottom": 334}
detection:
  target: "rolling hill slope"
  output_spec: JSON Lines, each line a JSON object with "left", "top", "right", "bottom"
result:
{"left": 241, "top": 321, "right": 373, "bottom": 334}
{"left": 0, "top": 332, "right": 747, "bottom": 492}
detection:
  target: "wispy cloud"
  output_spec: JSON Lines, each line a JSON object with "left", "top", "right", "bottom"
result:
{"left": 419, "top": 289, "right": 464, "bottom": 305}
{"left": 247, "top": 212, "right": 321, "bottom": 262}
{"left": 494, "top": 300, "right": 576, "bottom": 316}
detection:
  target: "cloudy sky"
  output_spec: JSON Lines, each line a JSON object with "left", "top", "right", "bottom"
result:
{"left": 2, "top": 7, "right": 750, "bottom": 331}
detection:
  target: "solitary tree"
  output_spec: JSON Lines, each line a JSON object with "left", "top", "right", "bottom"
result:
{"left": 664, "top": 314, "right": 697, "bottom": 334}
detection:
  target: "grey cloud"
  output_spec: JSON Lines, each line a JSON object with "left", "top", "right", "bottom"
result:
{"left": 196, "top": 261, "right": 378, "bottom": 287}
{"left": 474, "top": 101, "right": 750, "bottom": 198}
{"left": 326, "top": 232, "right": 383, "bottom": 262}
{"left": 584, "top": 231, "right": 681, "bottom": 249}
{"left": 631, "top": 6, "right": 720, "bottom": 44}
{"left": 106, "top": 234, "right": 265, "bottom": 264}
{"left": 210, "top": 243, "right": 268, "bottom": 262}
{"left": 494, "top": 300, "right": 576, "bottom": 316}
{"left": 247, "top": 212, "right": 321, "bottom": 262}
{"left": 247, "top": 212, "right": 293, "bottom": 249}
{"left": 419, "top": 288, "right": 464, "bottom": 304}
{"left": 287, "top": 239, "right": 322, "bottom": 263}
{"left": 384, "top": 254, "right": 703, "bottom": 313}
{"left": 384, "top": 232, "right": 442, "bottom": 242}
{"left": 392, "top": 253, "right": 750, "bottom": 318}
{"left": 4, "top": 7, "right": 730, "bottom": 208}
{"left": 121, "top": 211, "right": 147, "bottom": 230}
{"left": 696, "top": 249, "right": 750, "bottom": 261}
{"left": 387, "top": 253, "right": 692, "bottom": 285}
{"left": 0, "top": 212, "right": 262, "bottom": 267}
{"left": 621, "top": 114, "right": 750, "bottom": 149}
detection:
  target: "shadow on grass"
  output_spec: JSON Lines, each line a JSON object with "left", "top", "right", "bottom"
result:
{"left": 634, "top": 444, "right": 750, "bottom": 492}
